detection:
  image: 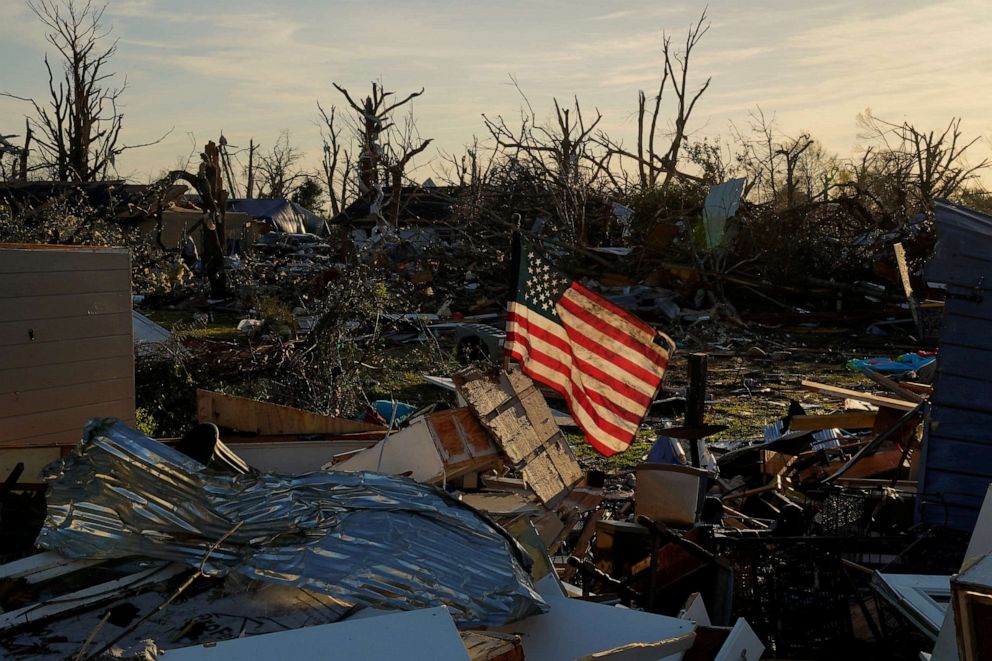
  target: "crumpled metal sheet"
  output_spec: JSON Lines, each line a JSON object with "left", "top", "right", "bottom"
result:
{"left": 38, "top": 419, "right": 548, "bottom": 627}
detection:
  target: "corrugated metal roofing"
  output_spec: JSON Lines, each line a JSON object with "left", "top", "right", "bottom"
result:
{"left": 918, "top": 201, "right": 992, "bottom": 531}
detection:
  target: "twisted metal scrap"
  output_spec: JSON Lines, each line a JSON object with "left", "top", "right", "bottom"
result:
{"left": 38, "top": 419, "right": 547, "bottom": 627}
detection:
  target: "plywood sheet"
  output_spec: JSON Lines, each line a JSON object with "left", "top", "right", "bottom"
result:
{"left": 457, "top": 369, "right": 582, "bottom": 504}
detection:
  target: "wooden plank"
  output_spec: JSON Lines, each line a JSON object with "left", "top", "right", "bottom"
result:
{"left": 901, "top": 382, "right": 934, "bottom": 396}
{"left": 863, "top": 369, "right": 926, "bottom": 403}
{"left": 458, "top": 368, "right": 581, "bottom": 504}
{"left": 930, "top": 374, "right": 992, "bottom": 415}
{"left": 927, "top": 406, "right": 992, "bottom": 444}
{"left": 0, "top": 245, "right": 128, "bottom": 274}
{"left": 0, "top": 377, "right": 133, "bottom": 424}
{"left": 0, "top": 247, "right": 135, "bottom": 451}
{"left": 761, "top": 449, "right": 797, "bottom": 476}
{"left": 940, "top": 292, "right": 992, "bottom": 324}
{"left": 0, "top": 552, "right": 102, "bottom": 584}
{"left": 936, "top": 345, "right": 992, "bottom": 381}
{"left": 456, "top": 371, "right": 511, "bottom": 417}
{"left": 0, "top": 291, "right": 130, "bottom": 322}
{"left": 0, "top": 563, "right": 187, "bottom": 632}
{"left": 839, "top": 447, "right": 906, "bottom": 479}
{"left": 0, "top": 311, "right": 131, "bottom": 347}
{"left": 0, "top": 355, "right": 133, "bottom": 395}
{"left": 521, "top": 451, "right": 569, "bottom": 504}
{"left": 925, "top": 434, "right": 992, "bottom": 475}
{"left": 0, "top": 398, "right": 134, "bottom": 444}
{"left": 461, "top": 631, "right": 524, "bottom": 661}
{"left": 0, "top": 334, "right": 132, "bottom": 370}
{"left": 543, "top": 434, "right": 583, "bottom": 488}
{"left": 0, "top": 269, "right": 130, "bottom": 298}
{"left": 196, "top": 389, "right": 384, "bottom": 435}
{"left": 801, "top": 380, "right": 916, "bottom": 411}
{"left": 789, "top": 411, "right": 877, "bottom": 432}
{"left": 0, "top": 429, "right": 89, "bottom": 449}
{"left": 487, "top": 406, "right": 543, "bottom": 463}
{"left": 560, "top": 509, "right": 604, "bottom": 582}
{"left": 894, "top": 243, "right": 919, "bottom": 328}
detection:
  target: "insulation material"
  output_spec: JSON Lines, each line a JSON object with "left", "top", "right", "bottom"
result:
{"left": 37, "top": 419, "right": 547, "bottom": 628}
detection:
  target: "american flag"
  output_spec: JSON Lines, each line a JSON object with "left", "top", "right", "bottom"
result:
{"left": 504, "top": 236, "right": 675, "bottom": 456}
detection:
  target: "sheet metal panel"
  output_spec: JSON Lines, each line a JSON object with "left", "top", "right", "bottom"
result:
{"left": 38, "top": 419, "right": 547, "bottom": 628}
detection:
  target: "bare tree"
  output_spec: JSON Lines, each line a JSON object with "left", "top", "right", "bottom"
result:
{"left": 317, "top": 102, "right": 352, "bottom": 216}
{"left": 3, "top": 0, "right": 164, "bottom": 181}
{"left": 484, "top": 95, "right": 607, "bottom": 244}
{"left": 731, "top": 109, "right": 834, "bottom": 206}
{"left": 332, "top": 81, "right": 433, "bottom": 226}
{"left": 599, "top": 11, "right": 711, "bottom": 192}
{"left": 777, "top": 133, "right": 815, "bottom": 207}
{"left": 856, "top": 111, "right": 990, "bottom": 216}
{"left": 0, "top": 131, "right": 24, "bottom": 182}
{"left": 254, "top": 131, "right": 306, "bottom": 199}
{"left": 153, "top": 141, "right": 229, "bottom": 298}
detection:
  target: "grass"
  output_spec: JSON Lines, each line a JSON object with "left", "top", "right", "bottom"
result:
{"left": 365, "top": 344, "right": 461, "bottom": 408}
{"left": 566, "top": 338, "right": 909, "bottom": 474}
{"left": 143, "top": 309, "right": 241, "bottom": 339}
{"left": 370, "top": 330, "right": 903, "bottom": 475}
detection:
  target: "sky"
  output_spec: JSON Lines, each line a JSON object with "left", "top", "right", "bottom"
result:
{"left": 1, "top": 0, "right": 990, "bottom": 185}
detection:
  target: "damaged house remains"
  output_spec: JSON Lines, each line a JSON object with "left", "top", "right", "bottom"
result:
{"left": 2, "top": 0, "right": 992, "bottom": 659}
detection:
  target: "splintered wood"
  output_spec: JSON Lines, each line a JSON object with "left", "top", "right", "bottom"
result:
{"left": 456, "top": 369, "right": 583, "bottom": 504}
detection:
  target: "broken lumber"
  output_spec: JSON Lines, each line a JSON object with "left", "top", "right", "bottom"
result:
{"left": 800, "top": 380, "right": 917, "bottom": 412}
{"left": 863, "top": 369, "right": 926, "bottom": 403}
{"left": 456, "top": 368, "right": 582, "bottom": 504}
{"left": 0, "top": 563, "right": 188, "bottom": 632}
{"left": 789, "top": 411, "right": 877, "bottom": 432}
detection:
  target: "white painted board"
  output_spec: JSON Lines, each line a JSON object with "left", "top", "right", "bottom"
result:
{"left": 932, "top": 485, "right": 992, "bottom": 661}
{"left": 332, "top": 419, "right": 444, "bottom": 482}
{"left": 163, "top": 606, "right": 469, "bottom": 661}
{"left": 496, "top": 574, "right": 695, "bottom": 660}
{"left": 714, "top": 618, "right": 764, "bottom": 661}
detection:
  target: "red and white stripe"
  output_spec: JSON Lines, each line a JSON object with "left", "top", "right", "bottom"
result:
{"left": 505, "top": 282, "right": 673, "bottom": 456}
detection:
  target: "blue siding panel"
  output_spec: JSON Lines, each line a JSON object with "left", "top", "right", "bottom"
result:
{"left": 919, "top": 202, "right": 992, "bottom": 531}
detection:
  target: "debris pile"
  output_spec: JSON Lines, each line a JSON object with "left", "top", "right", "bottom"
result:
{"left": 3, "top": 190, "right": 992, "bottom": 659}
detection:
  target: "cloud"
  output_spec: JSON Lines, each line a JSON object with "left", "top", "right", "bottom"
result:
{"left": 7, "top": 0, "right": 987, "bottom": 184}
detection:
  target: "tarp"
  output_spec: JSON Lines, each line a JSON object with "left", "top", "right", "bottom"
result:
{"left": 228, "top": 199, "right": 327, "bottom": 235}
{"left": 38, "top": 419, "right": 547, "bottom": 627}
